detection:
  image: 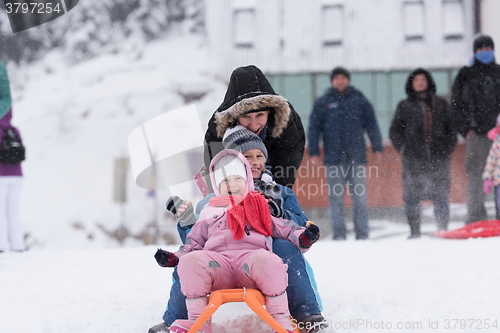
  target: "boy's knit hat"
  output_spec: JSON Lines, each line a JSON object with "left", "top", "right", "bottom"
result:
{"left": 222, "top": 125, "right": 268, "bottom": 160}
{"left": 213, "top": 154, "right": 247, "bottom": 188}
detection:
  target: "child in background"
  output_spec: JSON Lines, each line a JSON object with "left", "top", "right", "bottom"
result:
{"left": 482, "top": 114, "right": 500, "bottom": 219}
{"left": 155, "top": 149, "right": 320, "bottom": 333}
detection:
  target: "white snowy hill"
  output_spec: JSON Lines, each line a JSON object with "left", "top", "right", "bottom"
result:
{"left": 8, "top": 33, "right": 227, "bottom": 249}
{"left": 1, "top": 238, "right": 499, "bottom": 333}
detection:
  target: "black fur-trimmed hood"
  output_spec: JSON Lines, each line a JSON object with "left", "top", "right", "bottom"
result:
{"left": 405, "top": 68, "right": 436, "bottom": 97}
{"left": 214, "top": 65, "right": 291, "bottom": 138}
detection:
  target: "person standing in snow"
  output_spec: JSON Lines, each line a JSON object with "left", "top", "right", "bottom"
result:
{"left": 482, "top": 114, "right": 500, "bottom": 219}
{"left": 204, "top": 65, "right": 305, "bottom": 189}
{"left": 390, "top": 68, "right": 456, "bottom": 238}
{"left": 451, "top": 34, "right": 500, "bottom": 224}
{"left": 150, "top": 126, "right": 328, "bottom": 333}
{"left": 0, "top": 61, "right": 25, "bottom": 252}
{"left": 154, "top": 149, "right": 320, "bottom": 333}
{"left": 308, "top": 67, "right": 383, "bottom": 240}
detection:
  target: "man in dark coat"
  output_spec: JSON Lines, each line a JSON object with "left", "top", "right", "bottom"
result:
{"left": 308, "top": 67, "right": 383, "bottom": 240}
{"left": 390, "top": 68, "right": 457, "bottom": 238}
{"left": 451, "top": 34, "right": 500, "bottom": 224}
{"left": 204, "top": 65, "right": 305, "bottom": 188}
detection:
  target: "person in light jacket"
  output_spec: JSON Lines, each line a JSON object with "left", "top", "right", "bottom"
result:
{"left": 0, "top": 62, "right": 25, "bottom": 252}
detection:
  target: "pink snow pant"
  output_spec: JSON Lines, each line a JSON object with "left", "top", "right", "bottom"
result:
{"left": 177, "top": 249, "right": 288, "bottom": 299}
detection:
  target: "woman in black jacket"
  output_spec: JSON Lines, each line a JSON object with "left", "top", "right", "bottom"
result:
{"left": 204, "top": 65, "right": 305, "bottom": 188}
{"left": 390, "top": 68, "right": 457, "bottom": 238}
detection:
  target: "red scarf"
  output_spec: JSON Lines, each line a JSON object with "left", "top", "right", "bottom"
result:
{"left": 209, "top": 191, "right": 272, "bottom": 240}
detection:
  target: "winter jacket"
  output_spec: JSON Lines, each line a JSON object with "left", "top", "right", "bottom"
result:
{"left": 175, "top": 149, "right": 307, "bottom": 258}
{"left": 0, "top": 62, "right": 12, "bottom": 120}
{"left": 308, "top": 86, "right": 383, "bottom": 165}
{"left": 483, "top": 132, "right": 500, "bottom": 186}
{"left": 390, "top": 68, "right": 455, "bottom": 202}
{"left": 0, "top": 110, "right": 23, "bottom": 176}
{"left": 280, "top": 185, "right": 308, "bottom": 226}
{"left": 177, "top": 175, "right": 308, "bottom": 244}
{"left": 390, "top": 69, "right": 457, "bottom": 161}
{"left": 451, "top": 59, "right": 500, "bottom": 137}
{"left": 204, "top": 65, "right": 305, "bottom": 188}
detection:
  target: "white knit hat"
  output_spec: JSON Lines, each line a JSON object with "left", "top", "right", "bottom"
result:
{"left": 214, "top": 154, "right": 247, "bottom": 188}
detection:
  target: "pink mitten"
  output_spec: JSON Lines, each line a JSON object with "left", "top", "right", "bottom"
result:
{"left": 483, "top": 179, "right": 494, "bottom": 194}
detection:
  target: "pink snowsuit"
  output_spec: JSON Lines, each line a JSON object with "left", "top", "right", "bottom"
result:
{"left": 173, "top": 150, "right": 308, "bottom": 299}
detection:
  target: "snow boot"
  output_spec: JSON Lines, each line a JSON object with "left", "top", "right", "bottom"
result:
{"left": 298, "top": 314, "right": 329, "bottom": 333}
{"left": 265, "top": 292, "right": 294, "bottom": 333}
{"left": 169, "top": 297, "right": 211, "bottom": 333}
{"left": 148, "top": 322, "right": 170, "bottom": 333}
{"left": 407, "top": 215, "right": 421, "bottom": 239}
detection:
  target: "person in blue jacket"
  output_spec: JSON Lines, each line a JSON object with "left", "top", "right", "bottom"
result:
{"left": 149, "top": 126, "right": 328, "bottom": 333}
{"left": 308, "top": 67, "right": 383, "bottom": 240}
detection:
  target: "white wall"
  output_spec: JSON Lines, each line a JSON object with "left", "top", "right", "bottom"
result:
{"left": 206, "top": 0, "right": 476, "bottom": 76}
{"left": 481, "top": 0, "right": 500, "bottom": 50}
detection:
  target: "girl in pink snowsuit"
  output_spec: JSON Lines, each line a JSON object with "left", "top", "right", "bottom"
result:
{"left": 155, "top": 149, "right": 319, "bottom": 333}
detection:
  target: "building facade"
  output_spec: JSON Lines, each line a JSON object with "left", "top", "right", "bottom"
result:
{"left": 205, "top": 0, "right": 478, "bottom": 208}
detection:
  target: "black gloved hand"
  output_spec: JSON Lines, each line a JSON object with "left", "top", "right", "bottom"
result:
{"left": 299, "top": 222, "right": 320, "bottom": 249}
{"left": 154, "top": 248, "right": 179, "bottom": 267}
{"left": 166, "top": 196, "right": 194, "bottom": 223}
{"left": 268, "top": 199, "right": 284, "bottom": 218}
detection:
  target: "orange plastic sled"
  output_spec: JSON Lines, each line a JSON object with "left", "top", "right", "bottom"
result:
{"left": 187, "top": 288, "right": 300, "bottom": 333}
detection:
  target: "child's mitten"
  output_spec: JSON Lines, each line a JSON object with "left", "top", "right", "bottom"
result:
{"left": 483, "top": 179, "right": 494, "bottom": 194}
{"left": 268, "top": 199, "right": 284, "bottom": 218}
{"left": 154, "top": 248, "right": 179, "bottom": 267}
{"left": 299, "top": 222, "right": 320, "bottom": 249}
{"left": 166, "top": 196, "right": 194, "bottom": 224}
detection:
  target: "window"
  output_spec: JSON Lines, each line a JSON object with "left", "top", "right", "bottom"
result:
{"left": 403, "top": 1, "right": 425, "bottom": 41}
{"left": 322, "top": 5, "right": 344, "bottom": 47}
{"left": 233, "top": 8, "right": 255, "bottom": 48}
{"left": 442, "top": 0, "right": 465, "bottom": 40}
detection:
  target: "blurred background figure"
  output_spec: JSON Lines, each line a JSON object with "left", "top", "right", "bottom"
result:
{"left": 0, "top": 61, "right": 25, "bottom": 252}
{"left": 451, "top": 34, "right": 500, "bottom": 224}
{"left": 308, "top": 67, "right": 383, "bottom": 240}
{"left": 482, "top": 114, "right": 500, "bottom": 219}
{"left": 390, "top": 68, "right": 456, "bottom": 239}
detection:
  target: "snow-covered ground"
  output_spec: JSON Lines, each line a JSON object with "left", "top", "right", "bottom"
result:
{"left": 1, "top": 227, "right": 499, "bottom": 333}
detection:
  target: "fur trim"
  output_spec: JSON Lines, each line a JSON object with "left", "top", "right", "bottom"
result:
{"left": 214, "top": 94, "right": 291, "bottom": 139}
